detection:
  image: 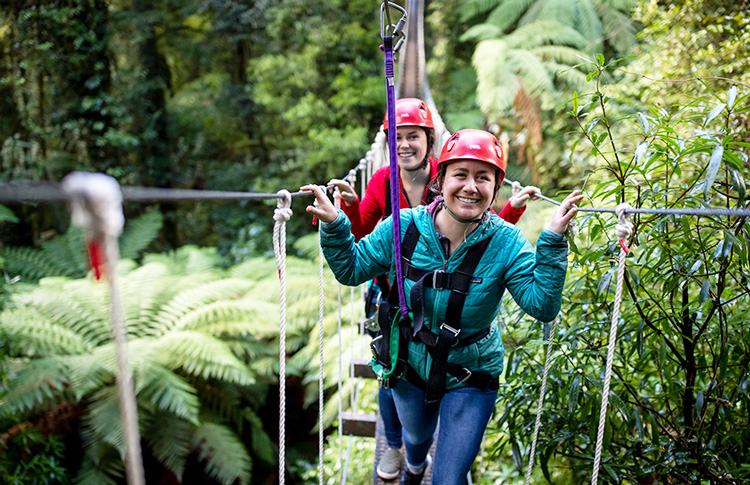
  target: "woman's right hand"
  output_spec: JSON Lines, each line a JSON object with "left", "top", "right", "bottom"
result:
{"left": 327, "top": 179, "right": 358, "bottom": 205}
{"left": 301, "top": 184, "right": 339, "bottom": 224}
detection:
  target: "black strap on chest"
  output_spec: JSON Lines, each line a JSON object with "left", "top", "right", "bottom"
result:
{"left": 391, "top": 219, "right": 495, "bottom": 402}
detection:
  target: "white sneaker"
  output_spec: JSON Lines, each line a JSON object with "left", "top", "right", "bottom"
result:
{"left": 377, "top": 447, "right": 404, "bottom": 480}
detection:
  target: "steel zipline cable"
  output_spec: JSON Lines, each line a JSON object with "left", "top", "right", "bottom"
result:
{"left": 5, "top": 179, "right": 750, "bottom": 219}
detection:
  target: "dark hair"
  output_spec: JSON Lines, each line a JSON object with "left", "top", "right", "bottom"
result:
{"left": 425, "top": 164, "right": 503, "bottom": 206}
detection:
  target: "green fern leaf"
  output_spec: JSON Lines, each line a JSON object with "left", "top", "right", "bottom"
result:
{"left": 155, "top": 331, "right": 255, "bottom": 385}
{"left": 140, "top": 410, "right": 194, "bottom": 479}
{"left": 486, "top": 0, "right": 536, "bottom": 33}
{"left": 191, "top": 422, "right": 251, "bottom": 485}
{"left": 119, "top": 211, "right": 163, "bottom": 260}
{"left": 136, "top": 362, "right": 200, "bottom": 425}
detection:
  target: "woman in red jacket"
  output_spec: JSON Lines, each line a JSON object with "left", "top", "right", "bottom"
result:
{"left": 329, "top": 98, "right": 537, "bottom": 241}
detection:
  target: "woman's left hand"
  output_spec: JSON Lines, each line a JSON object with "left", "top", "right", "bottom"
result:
{"left": 510, "top": 185, "right": 540, "bottom": 208}
{"left": 301, "top": 184, "right": 339, "bottom": 224}
{"left": 547, "top": 190, "right": 585, "bottom": 234}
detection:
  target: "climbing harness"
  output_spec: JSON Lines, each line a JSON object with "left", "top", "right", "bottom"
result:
{"left": 272, "top": 189, "right": 292, "bottom": 485}
{"left": 370, "top": 218, "right": 499, "bottom": 403}
{"left": 61, "top": 172, "right": 146, "bottom": 485}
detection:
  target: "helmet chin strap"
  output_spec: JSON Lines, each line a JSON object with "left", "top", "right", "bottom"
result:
{"left": 401, "top": 157, "right": 429, "bottom": 173}
{"left": 440, "top": 201, "right": 488, "bottom": 225}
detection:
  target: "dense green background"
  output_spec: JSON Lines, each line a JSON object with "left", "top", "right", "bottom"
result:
{"left": 1, "top": 0, "right": 749, "bottom": 483}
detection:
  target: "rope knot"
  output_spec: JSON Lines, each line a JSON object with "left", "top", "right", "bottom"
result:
{"left": 615, "top": 203, "right": 634, "bottom": 253}
{"left": 274, "top": 190, "right": 292, "bottom": 222}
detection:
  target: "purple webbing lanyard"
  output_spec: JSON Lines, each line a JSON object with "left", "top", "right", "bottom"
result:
{"left": 383, "top": 36, "right": 409, "bottom": 321}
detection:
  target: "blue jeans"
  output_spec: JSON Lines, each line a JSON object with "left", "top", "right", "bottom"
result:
{"left": 379, "top": 386, "right": 403, "bottom": 449}
{"left": 391, "top": 379, "right": 497, "bottom": 485}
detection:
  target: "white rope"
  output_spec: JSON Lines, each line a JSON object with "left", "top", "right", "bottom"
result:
{"left": 316, "top": 200, "right": 325, "bottom": 485}
{"left": 61, "top": 172, "right": 145, "bottom": 485}
{"left": 524, "top": 319, "right": 558, "bottom": 485}
{"left": 273, "top": 189, "right": 292, "bottom": 485}
{"left": 591, "top": 203, "right": 633, "bottom": 485}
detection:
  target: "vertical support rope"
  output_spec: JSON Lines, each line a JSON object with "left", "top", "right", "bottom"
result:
{"left": 525, "top": 319, "right": 558, "bottom": 485}
{"left": 273, "top": 190, "right": 293, "bottom": 485}
{"left": 61, "top": 172, "right": 145, "bottom": 485}
{"left": 333, "top": 192, "right": 343, "bottom": 468}
{"left": 317, "top": 202, "right": 325, "bottom": 485}
{"left": 591, "top": 204, "right": 633, "bottom": 485}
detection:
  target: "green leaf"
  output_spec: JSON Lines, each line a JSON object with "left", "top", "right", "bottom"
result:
{"left": 705, "top": 102, "right": 726, "bottom": 125}
{"left": 694, "top": 390, "right": 704, "bottom": 418}
{"left": 699, "top": 279, "right": 710, "bottom": 304}
{"left": 568, "top": 376, "right": 580, "bottom": 413}
{"left": 634, "top": 141, "right": 649, "bottom": 164}
{"left": 0, "top": 204, "right": 19, "bottom": 223}
{"left": 638, "top": 113, "right": 650, "bottom": 133}
{"left": 729, "top": 165, "right": 746, "bottom": 205}
{"left": 511, "top": 437, "right": 523, "bottom": 473}
{"left": 703, "top": 144, "right": 724, "bottom": 197}
{"left": 727, "top": 85, "right": 738, "bottom": 108}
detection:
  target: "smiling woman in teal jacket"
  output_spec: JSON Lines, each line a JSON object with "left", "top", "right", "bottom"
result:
{"left": 303, "top": 129, "right": 583, "bottom": 485}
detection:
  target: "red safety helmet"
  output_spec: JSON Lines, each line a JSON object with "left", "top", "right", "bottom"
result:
{"left": 383, "top": 98, "right": 434, "bottom": 131}
{"left": 437, "top": 129, "right": 506, "bottom": 180}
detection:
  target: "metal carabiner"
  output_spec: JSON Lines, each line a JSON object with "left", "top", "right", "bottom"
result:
{"left": 380, "top": 2, "right": 407, "bottom": 50}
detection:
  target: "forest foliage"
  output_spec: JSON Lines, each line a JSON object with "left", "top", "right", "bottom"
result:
{"left": 1, "top": 0, "right": 750, "bottom": 483}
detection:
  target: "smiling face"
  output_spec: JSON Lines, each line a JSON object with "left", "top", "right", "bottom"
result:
{"left": 440, "top": 160, "right": 497, "bottom": 220}
{"left": 395, "top": 126, "right": 429, "bottom": 171}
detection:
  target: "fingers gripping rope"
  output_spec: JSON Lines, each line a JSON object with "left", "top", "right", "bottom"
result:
{"left": 61, "top": 172, "right": 145, "bottom": 485}
{"left": 273, "top": 189, "right": 292, "bottom": 485}
{"left": 615, "top": 203, "right": 634, "bottom": 253}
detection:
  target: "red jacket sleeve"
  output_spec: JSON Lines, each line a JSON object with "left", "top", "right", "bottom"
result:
{"left": 341, "top": 167, "right": 389, "bottom": 241}
{"left": 497, "top": 202, "right": 526, "bottom": 224}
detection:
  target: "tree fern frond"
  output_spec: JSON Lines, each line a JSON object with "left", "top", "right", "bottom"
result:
{"left": 292, "top": 233, "right": 322, "bottom": 260}
{"left": 486, "top": 0, "right": 536, "bottom": 34}
{"left": 155, "top": 331, "right": 255, "bottom": 385}
{"left": 574, "top": 0, "right": 604, "bottom": 49}
{"left": 532, "top": 45, "right": 591, "bottom": 65}
{"left": 191, "top": 422, "right": 251, "bottom": 485}
{"left": 1, "top": 307, "right": 94, "bottom": 355}
{"left": 243, "top": 407, "right": 276, "bottom": 465}
{"left": 458, "top": 0, "right": 506, "bottom": 22}
{"left": 229, "top": 257, "right": 278, "bottom": 279}
{"left": 460, "top": 24, "right": 504, "bottom": 43}
{"left": 596, "top": 0, "right": 638, "bottom": 13}
{"left": 152, "top": 279, "right": 255, "bottom": 335}
{"left": 140, "top": 411, "right": 193, "bottom": 480}
{"left": 474, "top": 40, "right": 522, "bottom": 118}
{"left": 508, "top": 49, "right": 556, "bottom": 102}
{"left": 136, "top": 362, "right": 200, "bottom": 425}
{"left": 0, "top": 246, "right": 78, "bottom": 282}
{"left": 597, "top": 6, "right": 636, "bottom": 55}
{"left": 170, "top": 300, "right": 278, "bottom": 336}
{"left": 39, "top": 226, "right": 88, "bottom": 278}
{"left": 119, "top": 211, "right": 163, "bottom": 260}
{"left": 81, "top": 386, "right": 125, "bottom": 457}
{"left": 0, "top": 357, "right": 71, "bottom": 416}
{"left": 76, "top": 435, "right": 125, "bottom": 485}
{"left": 12, "top": 277, "right": 115, "bottom": 341}
{"left": 504, "top": 20, "right": 589, "bottom": 49}
{"left": 66, "top": 353, "right": 115, "bottom": 400}
{"left": 143, "top": 245, "right": 223, "bottom": 275}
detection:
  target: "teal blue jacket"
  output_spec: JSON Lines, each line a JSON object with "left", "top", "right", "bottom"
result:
{"left": 320, "top": 204, "right": 569, "bottom": 390}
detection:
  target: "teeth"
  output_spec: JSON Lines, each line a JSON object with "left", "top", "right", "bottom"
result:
{"left": 457, "top": 197, "right": 478, "bottom": 204}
